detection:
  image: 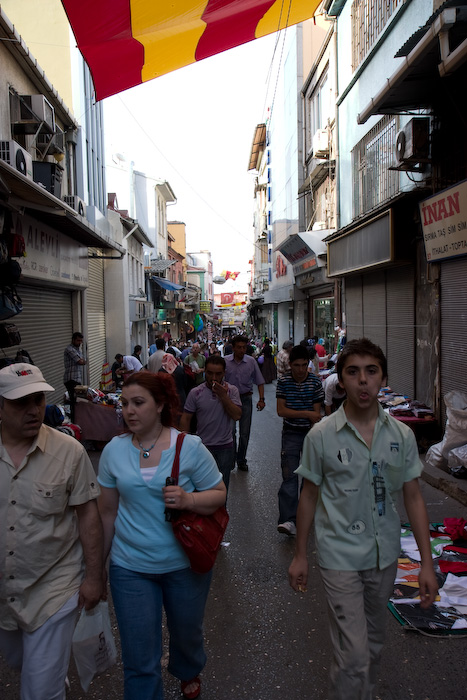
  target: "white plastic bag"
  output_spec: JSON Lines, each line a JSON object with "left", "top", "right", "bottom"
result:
{"left": 72, "top": 601, "right": 117, "bottom": 692}
{"left": 425, "top": 390, "right": 467, "bottom": 467}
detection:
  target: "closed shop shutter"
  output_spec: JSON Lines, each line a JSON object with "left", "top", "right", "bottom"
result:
{"left": 440, "top": 257, "right": 467, "bottom": 423}
{"left": 386, "top": 266, "right": 414, "bottom": 397}
{"left": 345, "top": 276, "right": 364, "bottom": 339}
{"left": 344, "top": 265, "right": 414, "bottom": 396}
{"left": 7, "top": 285, "right": 73, "bottom": 404}
{"left": 87, "top": 256, "right": 106, "bottom": 390}
{"left": 362, "top": 271, "right": 387, "bottom": 354}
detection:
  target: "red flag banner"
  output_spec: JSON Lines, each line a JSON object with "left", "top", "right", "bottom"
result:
{"left": 60, "top": 0, "right": 321, "bottom": 100}
{"left": 221, "top": 292, "right": 234, "bottom": 305}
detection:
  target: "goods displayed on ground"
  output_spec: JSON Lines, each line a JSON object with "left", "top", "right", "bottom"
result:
{"left": 389, "top": 519, "right": 467, "bottom": 634}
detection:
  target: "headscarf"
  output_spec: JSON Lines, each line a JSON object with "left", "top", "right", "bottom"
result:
{"left": 161, "top": 353, "right": 179, "bottom": 375}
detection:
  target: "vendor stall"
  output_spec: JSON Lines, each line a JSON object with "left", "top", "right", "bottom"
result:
{"left": 75, "top": 399, "right": 123, "bottom": 443}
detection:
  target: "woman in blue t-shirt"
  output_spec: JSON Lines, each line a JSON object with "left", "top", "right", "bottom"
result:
{"left": 98, "top": 371, "right": 226, "bottom": 700}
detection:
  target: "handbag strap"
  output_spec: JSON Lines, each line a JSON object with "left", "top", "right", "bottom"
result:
{"left": 170, "top": 432, "right": 186, "bottom": 484}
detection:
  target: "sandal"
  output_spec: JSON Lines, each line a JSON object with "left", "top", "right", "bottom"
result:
{"left": 181, "top": 675, "right": 201, "bottom": 699}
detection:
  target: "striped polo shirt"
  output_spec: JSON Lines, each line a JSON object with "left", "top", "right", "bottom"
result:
{"left": 276, "top": 372, "right": 324, "bottom": 430}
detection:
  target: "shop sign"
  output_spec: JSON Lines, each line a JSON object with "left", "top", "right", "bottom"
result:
{"left": 420, "top": 179, "right": 467, "bottom": 262}
{"left": 15, "top": 212, "right": 88, "bottom": 288}
{"left": 157, "top": 309, "right": 167, "bottom": 321}
{"left": 199, "top": 300, "right": 212, "bottom": 313}
{"left": 294, "top": 257, "right": 317, "bottom": 276}
{"left": 296, "top": 272, "right": 315, "bottom": 288}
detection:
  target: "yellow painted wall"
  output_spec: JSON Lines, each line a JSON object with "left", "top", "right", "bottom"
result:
{"left": 2, "top": 0, "right": 74, "bottom": 112}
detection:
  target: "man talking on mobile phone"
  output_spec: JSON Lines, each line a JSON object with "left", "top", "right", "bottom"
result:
{"left": 179, "top": 355, "right": 242, "bottom": 492}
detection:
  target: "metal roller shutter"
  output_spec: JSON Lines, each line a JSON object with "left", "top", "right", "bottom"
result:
{"left": 5, "top": 285, "right": 73, "bottom": 404}
{"left": 386, "top": 266, "right": 414, "bottom": 397}
{"left": 345, "top": 276, "right": 364, "bottom": 340}
{"left": 362, "top": 271, "right": 387, "bottom": 354}
{"left": 87, "top": 256, "right": 106, "bottom": 389}
{"left": 344, "top": 266, "right": 414, "bottom": 396}
{"left": 440, "top": 258, "right": 467, "bottom": 423}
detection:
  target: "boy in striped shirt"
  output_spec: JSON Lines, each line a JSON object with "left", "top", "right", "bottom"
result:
{"left": 276, "top": 345, "right": 323, "bottom": 536}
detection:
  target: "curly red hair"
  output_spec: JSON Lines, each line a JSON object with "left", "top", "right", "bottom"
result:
{"left": 122, "top": 370, "right": 180, "bottom": 427}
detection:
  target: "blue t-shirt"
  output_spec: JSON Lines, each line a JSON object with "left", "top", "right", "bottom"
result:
{"left": 98, "top": 429, "right": 222, "bottom": 573}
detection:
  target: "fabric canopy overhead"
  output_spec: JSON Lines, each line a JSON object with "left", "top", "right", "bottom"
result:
{"left": 60, "top": 0, "right": 321, "bottom": 100}
{"left": 151, "top": 276, "right": 185, "bottom": 291}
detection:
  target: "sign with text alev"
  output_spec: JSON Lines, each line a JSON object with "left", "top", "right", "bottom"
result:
{"left": 420, "top": 179, "right": 467, "bottom": 262}
{"left": 14, "top": 212, "right": 88, "bottom": 288}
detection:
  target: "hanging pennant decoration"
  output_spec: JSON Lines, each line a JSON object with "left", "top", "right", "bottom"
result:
{"left": 60, "top": 0, "right": 321, "bottom": 100}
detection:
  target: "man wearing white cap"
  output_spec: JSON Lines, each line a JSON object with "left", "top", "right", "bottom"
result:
{"left": 0, "top": 363, "right": 103, "bottom": 700}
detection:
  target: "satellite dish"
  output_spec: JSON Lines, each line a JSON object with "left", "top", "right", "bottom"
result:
{"left": 213, "top": 276, "right": 226, "bottom": 284}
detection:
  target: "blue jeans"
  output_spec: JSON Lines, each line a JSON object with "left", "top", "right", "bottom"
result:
{"left": 207, "top": 444, "right": 235, "bottom": 492}
{"left": 110, "top": 562, "right": 212, "bottom": 700}
{"left": 232, "top": 394, "right": 253, "bottom": 467}
{"left": 278, "top": 429, "right": 307, "bottom": 524}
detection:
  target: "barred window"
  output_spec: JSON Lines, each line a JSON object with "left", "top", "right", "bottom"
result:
{"left": 352, "top": 116, "right": 399, "bottom": 217}
{"left": 351, "top": 0, "right": 403, "bottom": 71}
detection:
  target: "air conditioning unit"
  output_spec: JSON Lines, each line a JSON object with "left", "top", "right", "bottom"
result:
{"left": 33, "top": 161, "right": 63, "bottom": 197}
{"left": 312, "top": 128, "right": 329, "bottom": 158}
{"left": 36, "top": 126, "right": 65, "bottom": 156}
{"left": 395, "top": 118, "right": 430, "bottom": 167}
{"left": 0, "top": 140, "right": 33, "bottom": 180}
{"left": 63, "top": 195, "right": 86, "bottom": 217}
{"left": 20, "top": 95, "right": 55, "bottom": 133}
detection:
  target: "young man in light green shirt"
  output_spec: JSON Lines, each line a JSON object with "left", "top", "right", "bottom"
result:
{"left": 289, "top": 338, "right": 438, "bottom": 700}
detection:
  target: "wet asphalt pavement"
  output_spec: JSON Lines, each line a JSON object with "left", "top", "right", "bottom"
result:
{"left": 1, "top": 381, "right": 467, "bottom": 699}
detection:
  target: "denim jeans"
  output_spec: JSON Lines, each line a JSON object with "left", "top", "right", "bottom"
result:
{"left": 110, "top": 562, "right": 212, "bottom": 700}
{"left": 232, "top": 394, "right": 253, "bottom": 467}
{"left": 278, "top": 428, "right": 307, "bottom": 524}
{"left": 207, "top": 444, "right": 235, "bottom": 492}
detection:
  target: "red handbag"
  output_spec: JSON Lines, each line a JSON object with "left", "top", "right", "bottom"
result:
{"left": 169, "top": 433, "right": 229, "bottom": 574}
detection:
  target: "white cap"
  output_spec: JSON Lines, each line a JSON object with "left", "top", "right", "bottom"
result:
{"left": 0, "top": 363, "right": 54, "bottom": 400}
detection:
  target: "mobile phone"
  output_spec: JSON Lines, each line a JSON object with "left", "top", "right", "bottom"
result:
{"left": 164, "top": 477, "right": 179, "bottom": 522}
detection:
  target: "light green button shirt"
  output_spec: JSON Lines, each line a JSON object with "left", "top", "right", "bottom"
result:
{"left": 0, "top": 424, "right": 100, "bottom": 632}
{"left": 296, "top": 403, "right": 422, "bottom": 571}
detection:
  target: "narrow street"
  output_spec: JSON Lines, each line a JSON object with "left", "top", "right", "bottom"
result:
{"left": 1, "top": 382, "right": 466, "bottom": 699}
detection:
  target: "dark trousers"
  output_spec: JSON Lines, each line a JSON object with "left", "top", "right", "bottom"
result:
{"left": 278, "top": 428, "right": 308, "bottom": 524}
{"left": 64, "top": 380, "right": 79, "bottom": 422}
{"left": 232, "top": 394, "right": 253, "bottom": 467}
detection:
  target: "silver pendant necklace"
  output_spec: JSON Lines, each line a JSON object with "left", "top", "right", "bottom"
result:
{"left": 138, "top": 425, "right": 163, "bottom": 458}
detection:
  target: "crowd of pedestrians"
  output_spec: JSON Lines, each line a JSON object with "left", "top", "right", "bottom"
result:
{"left": 0, "top": 332, "right": 439, "bottom": 700}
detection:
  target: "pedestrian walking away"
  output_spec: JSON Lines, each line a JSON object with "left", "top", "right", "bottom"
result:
{"left": 224, "top": 335, "right": 265, "bottom": 472}
{"left": 63, "top": 331, "right": 87, "bottom": 422}
{"left": 288, "top": 338, "right": 438, "bottom": 700}
{"left": 180, "top": 355, "right": 242, "bottom": 492}
{"left": 0, "top": 363, "right": 103, "bottom": 700}
{"left": 98, "top": 370, "right": 226, "bottom": 700}
{"left": 147, "top": 337, "right": 166, "bottom": 373}
{"left": 276, "top": 345, "right": 323, "bottom": 536}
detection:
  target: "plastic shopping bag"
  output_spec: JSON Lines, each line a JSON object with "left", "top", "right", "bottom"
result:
{"left": 72, "top": 601, "right": 117, "bottom": 692}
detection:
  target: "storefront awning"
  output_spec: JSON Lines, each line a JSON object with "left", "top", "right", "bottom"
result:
{"left": 151, "top": 276, "right": 185, "bottom": 291}
{"left": 145, "top": 259, "right": 176, "bottom": 273}
{"left": 357, "top": 3, "right": 467, "bottom": 124}
{"left": 275, "top": 230, "right": 329, "bottom": 268}
{"left": 0, "top": 158, "right": 125, "bottom": 252}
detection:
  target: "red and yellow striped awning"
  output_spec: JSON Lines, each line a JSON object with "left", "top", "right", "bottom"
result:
{"left": 61, "top": 0, "right": 321, "bottom": 100}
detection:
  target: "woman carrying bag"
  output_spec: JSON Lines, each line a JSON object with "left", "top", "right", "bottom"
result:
{"left": 98, "top": 371, "right": 226, "bottom": 700}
